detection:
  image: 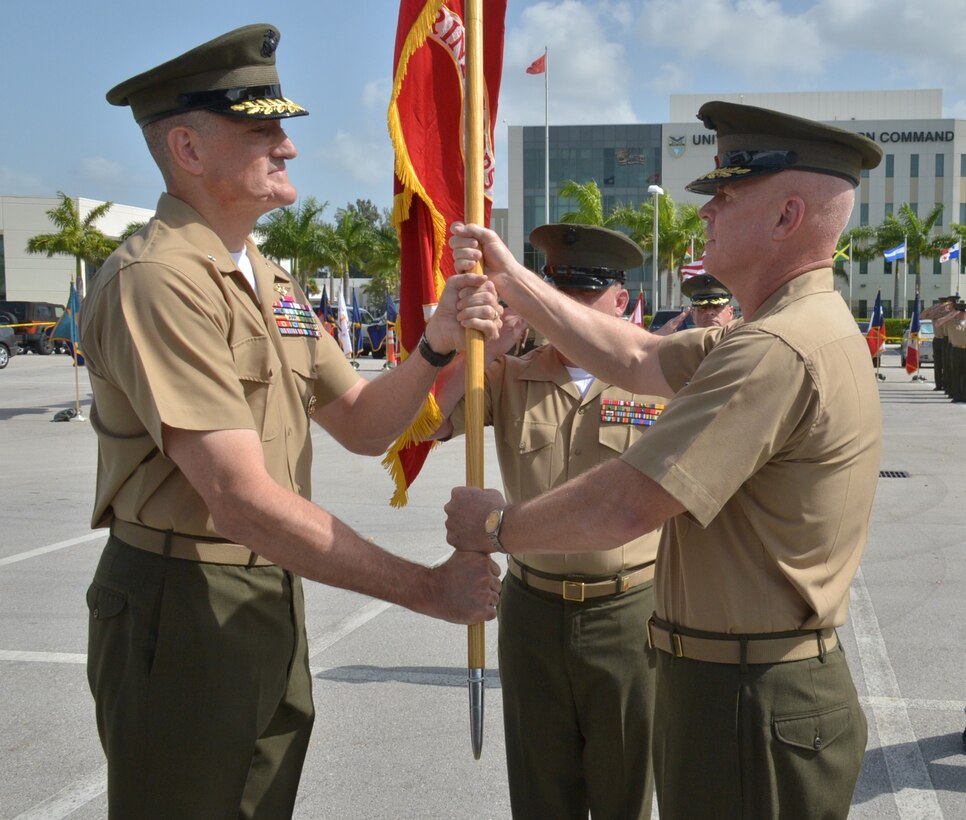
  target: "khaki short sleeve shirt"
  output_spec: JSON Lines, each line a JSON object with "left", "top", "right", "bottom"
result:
{"left": 81, "top": 194, "right": 359, "bottom": 535}
{"left": 450, "top": 345, "right": 664, "bottom": 576}
{"left": 622, "top": 268, "right": 882, "bottom": 632}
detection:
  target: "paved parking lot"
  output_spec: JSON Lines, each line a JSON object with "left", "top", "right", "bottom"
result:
{"left": 1, "top": 349, "right": 964, "bottom": 818}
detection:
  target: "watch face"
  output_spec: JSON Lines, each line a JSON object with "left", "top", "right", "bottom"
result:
{"left": 485, "top": 509, "right": 502, "bottom": 534}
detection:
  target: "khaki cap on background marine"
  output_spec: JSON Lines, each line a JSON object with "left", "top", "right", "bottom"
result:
{"left": 530, "top": 223, "right": 643, "bottom": 290}
{"left": 107, "top": 24, "right": 308, "bottom": 126}
{"left": 686, "top": 101, "right": 883, "bottom": 195}
{"left": 681, "top": 274, "right": 732, "bottom": 307}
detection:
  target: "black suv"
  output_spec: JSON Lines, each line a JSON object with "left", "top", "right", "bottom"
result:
{"left": 0, "top": 301, "right": 65, "bottom": 355}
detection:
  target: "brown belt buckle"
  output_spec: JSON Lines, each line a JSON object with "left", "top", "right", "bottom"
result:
{"left": 562, "top": 580, "right": 586, "bottom": 602}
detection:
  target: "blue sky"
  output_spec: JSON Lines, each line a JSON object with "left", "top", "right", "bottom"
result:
{"left": 3, "top": 0, "right": 964, "bottom": 216}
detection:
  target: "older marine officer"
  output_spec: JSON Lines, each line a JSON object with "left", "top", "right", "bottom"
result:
{"left": 445, "top": 102, "right": 883, "bottom": 818}
{"left": 681, "top": 273, "right": 736, "bottom": 328}
{"left": 82, "top": 24, "right": 501, "bottom": 819}
{"left": 433, "top": 224, "right": 663, "bottom": 819}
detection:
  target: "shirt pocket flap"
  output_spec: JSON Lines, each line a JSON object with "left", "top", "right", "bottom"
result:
{"left": 773, "top": 704, "right": 852, "bottom": 752}
{"left": 507, "top": 420, "right": 556, "bottom": 455}
{"left": 598, "top": 422, "right": 632, "bottom": 454}
{"left": 86, "top": 582, "right": 127, "bottom": 620}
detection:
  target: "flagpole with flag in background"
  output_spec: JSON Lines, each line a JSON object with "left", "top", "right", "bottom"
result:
{"left": 526, "top": 47, "right": 549, "bottom": 224}
{"left": 905, "top": 291, "right": 925, "bottom": 380}
{"left": 867, "top": 289, "right": 887, "bottom": 381}
{"left": 49, "top": 278, "right": 86, "bottom": 421}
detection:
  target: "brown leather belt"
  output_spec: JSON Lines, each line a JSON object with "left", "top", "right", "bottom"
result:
{"left": 111, "top": 519, "right": 274, "bottom": 567}
{"left": 507, "top": 556, "right": 655, "bottom": 602}
{"left": 647, "top": 616, "right": 837, "bottom": 665}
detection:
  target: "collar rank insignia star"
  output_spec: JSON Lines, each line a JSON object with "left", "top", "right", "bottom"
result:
{"left": 600, "top": 399, "right": 665, "bottom": 427}
{"left": 273, "top": 295, "right": 321, "bottom": 338}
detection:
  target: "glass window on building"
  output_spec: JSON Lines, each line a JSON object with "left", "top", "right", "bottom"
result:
{"left": 935, "top": 203, "right": 943, "bottom": 226}
{"left": 860, "top": 260, "right": 868, "bottom": 276}
{"left": 934, "top": 258, "right": 942, "bottom": 275}
{"left": 961, "top": 154, "right": 966, "bottom": 177}
{"left": 884, "top": 260, "right": 893, "bottom": 275}
{"left": 910, "top": 154, "right": 919, "bottom": 178}
{"left": 936, "top": 153, "right": 944, "bottom": 177}
{"left": 861, "top": 168, "right": 870, "bottom": 179}
{"left": 860, "top": 203, "right": 869, "bottom": 225}
{"left": 885, "top": 154, "right": 894, "bottom": 178}
{"left": 885, "top": 202, "right": 893, "bottom": 217}
{"left": 961, "top": 203, "right": 966, "bottom": 224}
{"left": 909, "top": 202, "right": 918, "bottom": 216}
{"left": 882, "top": 299, "right": 894, "bottom": 318}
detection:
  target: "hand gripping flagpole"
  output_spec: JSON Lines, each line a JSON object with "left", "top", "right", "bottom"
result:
{"left": 463, "top": 0, "right": 487, "bottom": 760}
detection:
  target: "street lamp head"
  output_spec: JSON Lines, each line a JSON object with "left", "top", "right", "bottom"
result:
{"left": 648, "top": 185, "right": 665, "bottom": 196}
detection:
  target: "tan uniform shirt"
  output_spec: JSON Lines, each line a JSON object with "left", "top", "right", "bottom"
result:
{"left": 944, "top": 311, "right": 966, "bottom": 349}
{"left": 451, "top": 344, "right": 663, "bottom": 576}
{"left": 926, "top": 301, "right": 955, "bottom": 339}
{"left": 80, "top": 194, "right": 359, "bottom": 536}
{"left": 622, "top": 268, "right": 882, "bottom": 633}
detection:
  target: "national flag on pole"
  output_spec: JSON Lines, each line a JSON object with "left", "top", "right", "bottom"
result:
{"left": 629, "top": 290, "right": 645, "bottom": 327}
{"left": 867, "top": 289, "right": 887, "bottom": 360}
{"left": 833, "top": 242, "right": 851, "bottom": 262}
{"left": 336, "top": 285, "right": 353, "bottom": 355}
{"left": 680, "top": 255, "right": 705, "bottom": 279}
{"left": 526, "top": 53, "right": 546, "bottom": 74}
{"left": 884, "top": 242, "right": 906, "bottom": 262}
{"left": 385, "top": 0, "right": 507, "bottom": 506}
{"left": 905, "top": 292, "right": 921, "bottom": 374}
{"left": 50, "top": 280, "right": 82, "bottom": 355}
{"left": 385, "top": 288, "right": 398, "bottom": 324}
{"left": 940, "top": 241, "right": 961, "bottom": 263}
{"left": 351, "top": 288, "right": 362, "bottom": 354}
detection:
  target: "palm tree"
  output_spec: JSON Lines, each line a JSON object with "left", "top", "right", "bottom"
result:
{"left": 256, "top": 197, "right": 329, "bottom": 291}
{"left": 317, "top": 206, "right": 377, "bottom": 299}
{"left": 557, "top": 180, "right": 622, "bottom": 227}
{"left": 362, "top": 217, "right": 401, "bottom": 312}
{"left": 869, "top": 204, "right": 954, "bottom": 316}
{"left": 25, "top": 192, "right": 117, "bottom": 297}
{"left": 611, "top": 196, "right": 705, "bottom": 306}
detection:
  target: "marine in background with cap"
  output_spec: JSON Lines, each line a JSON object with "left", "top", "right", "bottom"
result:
{"left": 430, "top": 224, "right": 664, "bottom": 819}
{"left": 681, "top": 273, "right": 737, "bottom": 328}
{"left": 81, "top": 25, "right": 502, "bottom": 818}
{"left": 445, "top": 102, "right": 883, "bottom": 818}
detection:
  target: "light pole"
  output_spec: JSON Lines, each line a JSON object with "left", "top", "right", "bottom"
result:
{"left": 648, "top": 185, "right": 664, "bottom": 312}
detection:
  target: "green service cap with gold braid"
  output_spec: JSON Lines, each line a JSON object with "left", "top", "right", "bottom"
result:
{"left": 530, "top": 223, "right": 643, "bottom": 291}
{"left": 107, "top": 24, "right": 308, "bottom": 127}
{"left": 686, "top": 101, "right": 882, "bottom": 195}
{"left": 681, "top": 274, "right": 732, "bottom": 307}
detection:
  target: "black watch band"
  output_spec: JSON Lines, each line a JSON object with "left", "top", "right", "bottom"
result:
{"left": 417, "top": 333, "right": 456, "bottom": 367}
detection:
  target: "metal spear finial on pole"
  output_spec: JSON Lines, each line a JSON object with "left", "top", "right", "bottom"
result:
{"left": 463, "top": 0, "right": 487, "bottom": 760}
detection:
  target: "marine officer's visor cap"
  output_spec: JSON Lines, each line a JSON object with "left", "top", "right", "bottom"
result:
{"left": 681, "top": 273, "right": 732, "bottom": 307}
{"left": 107, "top": 24, "right": 308, "bottom": 127}
{"left": 530, "top": 224, "right": 643, "bottom": 291}
{"left": 686, "top": 101, "right": 882, "bottom": 195}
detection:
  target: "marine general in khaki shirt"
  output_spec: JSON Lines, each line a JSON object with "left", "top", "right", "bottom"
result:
{"left": 446, "top": 102, "right": 884, "bottom": 819}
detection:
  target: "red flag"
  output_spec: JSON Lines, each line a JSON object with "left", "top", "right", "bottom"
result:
{"left": 905, "top": 293, "right": 921, "bottom": 374}
{"left": 630, "top": 290, "right": 645, "bottom": 327}
{"left": 526, "top": 53, "right": 546, "bottom": 74}
{"left": 867, "top": 289, "right": 887, "bottom": 360}
{"left": 384, "top": 0, "right": 507, "bottom": 507}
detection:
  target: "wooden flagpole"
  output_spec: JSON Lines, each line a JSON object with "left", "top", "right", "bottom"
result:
{"left": 463, "top": 0, "right": 487, "bottom": 759}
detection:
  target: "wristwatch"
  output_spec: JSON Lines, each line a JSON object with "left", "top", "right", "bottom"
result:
{"left": 417, "top": 332, "right": 456, "bottom": 367}
{"left": 484, "top": 507, "right": 507, "bottom": 553}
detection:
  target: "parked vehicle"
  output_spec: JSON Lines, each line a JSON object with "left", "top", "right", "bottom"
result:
{"left": 0, "top": 301, "right": 65, "bottom": 355}
{"left": 900, "top": 319, "right": 934, "bottom": 367}
{"left": 647, "top": 308, "right": 695, "bottom": 333}
{"left": 0, "top": 325, "right": 20, "bottom": 368}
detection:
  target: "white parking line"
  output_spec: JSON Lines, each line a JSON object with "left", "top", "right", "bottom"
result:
{"left": 850, "top": 567, "right": 944, "bottom": 819}
{"left": 0, "top": 531, "right": 106, "bottom": 567}
{"left": 11, "top": 765, "right": 107, "bottom": 820}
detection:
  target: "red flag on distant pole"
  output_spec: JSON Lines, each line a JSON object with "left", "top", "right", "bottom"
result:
{"left": 905, "top": 292, "right": 921, "bottom": 374}
{"left": 867, "top": 289, "right": 887, "bottom": 360}
{"left": 630, "top": 290, "right": 645, "bottom": 327}
{"left": 526, "top": 53, "right": 546, "bottom": 74}
{"left": 384, "top": 0, "right": 507, "bottom": 507}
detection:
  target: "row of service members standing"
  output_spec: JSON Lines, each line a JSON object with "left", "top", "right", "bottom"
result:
{"left": 923, "top": 295, "right": 966, "bottom": 401}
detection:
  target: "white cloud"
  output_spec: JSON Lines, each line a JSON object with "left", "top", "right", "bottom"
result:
{"left": 636, "top": 0, "right": 829, "bottom": 84}
{"left": 77, "top": 156, "right": 127, "bottom": 184}
{"left": 362, "top": 77, "right": 392, "bottom": 111}
{"left": 317, "top": 131, "right": 394, "bottom": 187}
{"left": 0, "top": 165, "right": 44, "bottom": 194}
{"left": 502, "top": 1, "right": 639, "bottom": 126}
